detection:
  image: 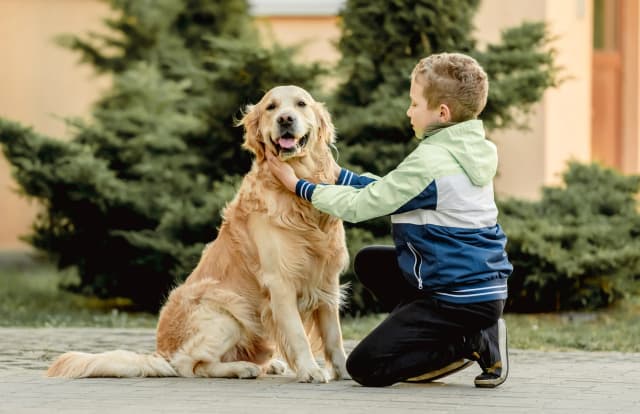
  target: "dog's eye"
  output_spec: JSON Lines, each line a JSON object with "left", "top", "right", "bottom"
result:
{"left": 297, "top": 101, "right": 307, "bottom": 107}
{"left": 266, "top": 103, "right": 276, "bottom": 111}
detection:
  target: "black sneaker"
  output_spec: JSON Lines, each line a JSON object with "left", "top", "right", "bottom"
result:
{"left": 405, "top": 358, "right": 475, "bottom": 383}
{"left": 474, "top": 318, "right": 509, "bottom": 388}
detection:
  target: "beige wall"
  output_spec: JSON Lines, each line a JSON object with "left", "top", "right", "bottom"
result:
{"left": 255, "top": 15, "right": 342, "bottom": 92}
{"left": 0, "top": 0, "right": 111, "bottom": 250}
{"left": 256, "top": 16, "right": 341, "bottom": 65}
{"left": 0, "top": 0, "right": 111, "bottom": 137}
{"left": 543, "top": 0, "right": 592, "bottom": 183}
{"left": 475, "top": 0, "right": 593, "bottom": 199}
{"left": 474, "top": 1, "right": 547, "bottom": 200}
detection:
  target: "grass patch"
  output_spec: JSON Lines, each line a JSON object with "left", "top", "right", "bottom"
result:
{"left": 341, "top": 314, "right": 387, "bottom": 340}
{"left": 2, "top": 253, "right": 639, "bottom": 352}
{"left": 341, "top": 298, "right": 640, "bottom": 352}
{"left": 503, "top": 295, "right": 640, "bottom": 352}
{"left": 0, "top": 253, "right": 156, "bottom": 328}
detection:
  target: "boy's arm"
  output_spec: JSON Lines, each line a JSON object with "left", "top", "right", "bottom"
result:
{"left": 296, "top": 147, "right": 435, "bottom": 223}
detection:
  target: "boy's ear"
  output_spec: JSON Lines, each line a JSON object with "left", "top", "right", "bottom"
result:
{"left": 439, "top": 104, "right": 452, "bottom": 123}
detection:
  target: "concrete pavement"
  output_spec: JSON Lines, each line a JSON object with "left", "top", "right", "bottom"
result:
{"left": 1, "top": 328, "right": 639, "bottom": 413}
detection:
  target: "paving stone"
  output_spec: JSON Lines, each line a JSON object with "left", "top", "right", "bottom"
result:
{"left": 0, "top": 328, "right": 639, "bottom": 413}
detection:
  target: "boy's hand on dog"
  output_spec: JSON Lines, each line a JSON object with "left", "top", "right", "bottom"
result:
{"left": 266, "top": 152, "right": 299, "bottom": 193}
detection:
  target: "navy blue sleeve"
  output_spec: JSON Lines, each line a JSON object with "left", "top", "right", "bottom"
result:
{"left": 296, "top": 169, "right": 378, "bottom": 202}
{"left": 295, "top": 179, "right": 317, "bottom": 201}
{"left": 336, "top": 168, "right": 377, "bottom": 188}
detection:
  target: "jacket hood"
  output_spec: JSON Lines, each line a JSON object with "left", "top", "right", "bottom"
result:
{"left": 423, "top": 120, "right": 497, "bottom": 186}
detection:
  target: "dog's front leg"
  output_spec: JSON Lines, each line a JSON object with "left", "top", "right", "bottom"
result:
{"left": 266, "top": 277, "right": 329, "bottom": 383}
{"left": 316, "top": 303, "right": 349, "bottom": 380}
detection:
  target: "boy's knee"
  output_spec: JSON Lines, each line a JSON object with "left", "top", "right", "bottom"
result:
{"left": 346, "top": 348, "right": 363, "bottom": 375}
{"left": 346, "top": 350, "right": 394, "bottom": 387}
{"left": 353, "top": 248, "right": 369, "bottom": 277}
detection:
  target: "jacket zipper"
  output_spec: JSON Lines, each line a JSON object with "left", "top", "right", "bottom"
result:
{"left": 406, "top": 242, "right": 423, "bottom": 290}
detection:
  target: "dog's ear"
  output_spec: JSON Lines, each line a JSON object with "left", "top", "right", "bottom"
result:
{"left": 237, "top": 104, "right": 265, "bottom": 162}
{"left": 313, "top": 102, "right": 335, "bottom": 146}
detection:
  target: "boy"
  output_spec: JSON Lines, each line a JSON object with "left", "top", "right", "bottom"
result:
{"left": 266, "top": 52, "right": 512, "bottom": 388}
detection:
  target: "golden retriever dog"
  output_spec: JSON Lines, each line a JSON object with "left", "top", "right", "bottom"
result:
{"left": 46, "top": 85, "right": 350, "bottom": 383}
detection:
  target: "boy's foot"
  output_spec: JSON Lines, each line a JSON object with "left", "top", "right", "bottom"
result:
{"left": 404, "top": 358, "right": 474, "bottom": 383}
{"left": 473, "top": 318, "right": 509, "bottom": 388}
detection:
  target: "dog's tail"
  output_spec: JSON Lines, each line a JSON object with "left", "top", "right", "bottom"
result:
{"left": 46, "top": 350, "right": 177, "bottom": 378}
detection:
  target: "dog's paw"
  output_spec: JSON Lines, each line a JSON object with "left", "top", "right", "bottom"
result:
{"left": 296, "top": 366, "right": 329, "bottom": 383}
{"left": 265, "top": 359, "right": 287, "bottom": 375}
{"left": 235, "top": 362, "right": 262, "bottom": 379}
{"left": 329, "top": 353, "right": 350, "bottom": 380}
{"left": 330, "top": 364, "right": 351, "bottom": 381}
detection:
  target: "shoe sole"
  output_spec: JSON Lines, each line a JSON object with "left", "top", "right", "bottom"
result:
{"left": 475, "top": 318, "right": 509, "bottom": 388}
{"left": 405, "top": 359, "right": 475, "bottom": 383}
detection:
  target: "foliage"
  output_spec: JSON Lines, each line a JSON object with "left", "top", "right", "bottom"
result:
{"left": 58, "top": 0, "right": 324, "bottom": 178}
{"left": 499, "top": 162, "right": 640, "bottom": 312}
{"left": 0, "top": 0, "right": 324, "bottom": 311}
{"left": 332, "top": 0, "right": 559, "bottom": 153}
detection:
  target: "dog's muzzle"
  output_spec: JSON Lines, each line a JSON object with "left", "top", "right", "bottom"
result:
{"left": 276, "top": 131, "right": 309, "bottom": 155}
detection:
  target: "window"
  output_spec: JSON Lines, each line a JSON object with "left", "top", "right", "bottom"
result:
{"left": 593, "top": 0, "right": 620, "bottom": 50}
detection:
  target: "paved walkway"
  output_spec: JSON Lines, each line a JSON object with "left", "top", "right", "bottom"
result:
{"left": 0, "top": 328, "right": 639, "bottom": 413}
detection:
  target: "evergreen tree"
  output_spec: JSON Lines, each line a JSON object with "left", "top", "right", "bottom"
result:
{"left": 332, "top": 0, "right": 560, "bottom": 314}
{"left": 0, "top": 0, "right": 324, "bottom": 311}
{"left": 333, "top": 0, "right": 558, "bottom": 170}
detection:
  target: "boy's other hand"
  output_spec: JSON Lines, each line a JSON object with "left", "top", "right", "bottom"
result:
{"left": 266, "top": 152, "right": 298, "bottom": 193}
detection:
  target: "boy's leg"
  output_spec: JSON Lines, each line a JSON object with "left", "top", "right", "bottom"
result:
{"left": 352, "top": 245, "right": 509, "bottom": 387}
{"left": 468, "top": 318, "right": 509, "bottom": 388}
{"left": 346, "top": 298, "right": 504, "bottom": 387}
{"left": 353, "top": 245, "right": 417, "bottom": 312}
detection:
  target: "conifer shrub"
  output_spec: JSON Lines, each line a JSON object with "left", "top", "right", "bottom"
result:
{"left": 499, "top": 162, "right": 640, "bottom": 312}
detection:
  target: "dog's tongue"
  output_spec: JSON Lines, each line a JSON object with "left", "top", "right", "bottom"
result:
{"left": 278, "top": 138, "right": 296, "bottom": 149}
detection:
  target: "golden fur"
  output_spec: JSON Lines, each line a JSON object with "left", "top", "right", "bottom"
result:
{"left": 46, "top": 85, "right": 350, "bottom": 383}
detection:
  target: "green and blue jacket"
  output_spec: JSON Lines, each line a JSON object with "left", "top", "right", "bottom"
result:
{"left": 295, "top": 120, "right": 512, "bottom": 304}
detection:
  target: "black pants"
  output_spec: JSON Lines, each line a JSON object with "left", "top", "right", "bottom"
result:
{"left": 346, "top": 246, "right": 504, "bottom": 387}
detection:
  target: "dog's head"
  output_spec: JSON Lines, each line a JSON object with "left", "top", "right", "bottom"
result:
{"left": 238, "top": 85, "right": 335, "bottom": 162}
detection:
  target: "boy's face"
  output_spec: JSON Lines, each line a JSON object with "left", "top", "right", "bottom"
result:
{"left": 407, "top": 78, "right": 446, "bottom": 138}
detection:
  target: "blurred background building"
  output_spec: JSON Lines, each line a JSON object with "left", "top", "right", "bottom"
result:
{"left": 0, "top": 0, "right": 637, "bottom": 250}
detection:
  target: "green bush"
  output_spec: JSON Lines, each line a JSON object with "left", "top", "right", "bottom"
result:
{"left": 499, "top": 162, "right": 640, "bottom": 312}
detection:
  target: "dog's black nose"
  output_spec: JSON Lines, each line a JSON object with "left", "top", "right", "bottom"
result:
{"left": 277, "top": 113, "right": 295, "bottom": 127}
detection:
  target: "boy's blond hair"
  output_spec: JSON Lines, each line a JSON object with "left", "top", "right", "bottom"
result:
{"left": 411, "top": 52, "right": 488, "bottom": 122}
